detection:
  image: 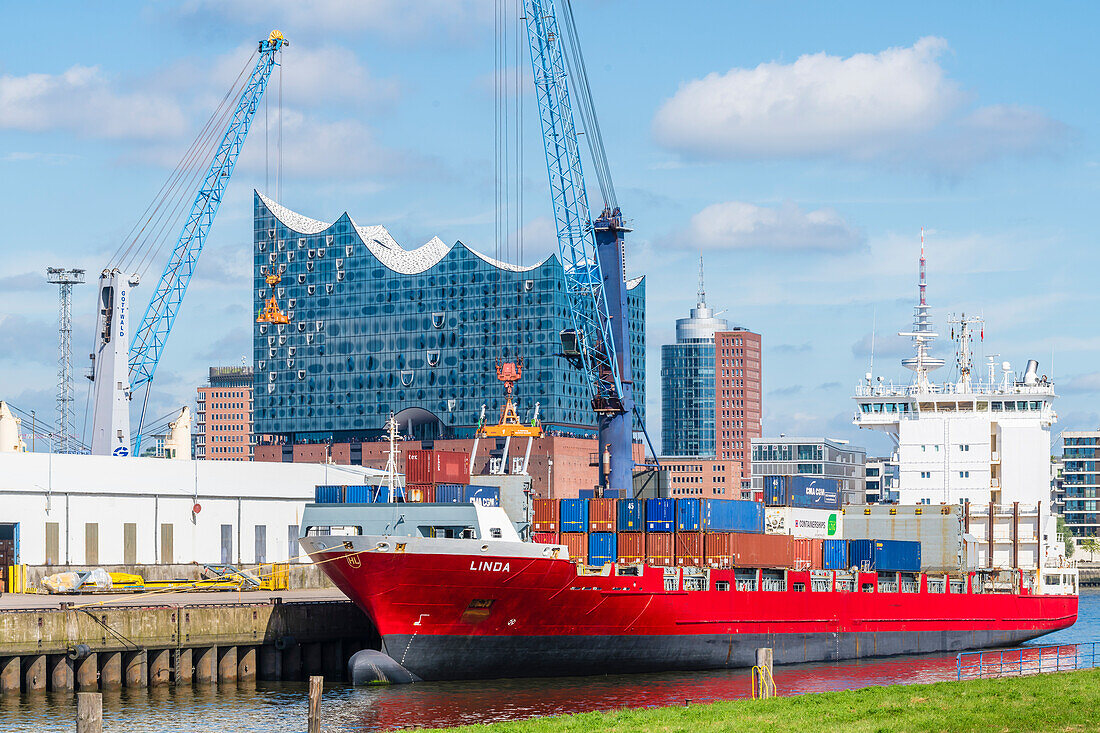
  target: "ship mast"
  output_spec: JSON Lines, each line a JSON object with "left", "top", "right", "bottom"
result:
{"left": 383, "top": 413, "right": 402, "bottom": 502}
{"left": 947, "top": 312, "right": 984, "bottom": 392}
{"left": 899, "top": 228, "right": 945, "bottom": 392}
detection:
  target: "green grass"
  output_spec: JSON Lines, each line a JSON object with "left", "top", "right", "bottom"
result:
{"left": 423, "top": 668, "right": 1100, "bottom": 733}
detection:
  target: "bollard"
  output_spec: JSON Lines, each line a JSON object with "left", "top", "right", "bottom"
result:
{"left": 308, "top": 675, "right": 323, "bottom": 733}
{"left": 753, "top": 647, "right": 774, "bottom": 699}
{"left": 77, "top": 691, "right": 103, "bottom": 733}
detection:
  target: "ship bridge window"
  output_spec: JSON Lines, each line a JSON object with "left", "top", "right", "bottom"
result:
{"left": 992, "top": 402, "right": 1003, "bottom": 411}
{"left": 1004, "top": 401, "right": 1016, "bottom": 411}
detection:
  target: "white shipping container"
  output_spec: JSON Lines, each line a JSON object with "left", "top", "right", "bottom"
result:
{"left": 764, "top": 507, "right": 843, "bottom": 539}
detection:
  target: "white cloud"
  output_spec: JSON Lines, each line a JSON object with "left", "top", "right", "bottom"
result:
{"left": 0, "top": 66, "right": 187, "bottom": 140}
{"left": 652, "top": 37, "right": 1067, "bottom": 171}
{"left": 676, "top": 201, "right": 865, "bottom": 252}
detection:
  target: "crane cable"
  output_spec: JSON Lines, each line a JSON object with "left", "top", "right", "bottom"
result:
{"left": 107, "top": 52, "right": 257, "bottom": 276}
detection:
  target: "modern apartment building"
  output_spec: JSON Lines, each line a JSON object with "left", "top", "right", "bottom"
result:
{"left": 865, "top": 457, "right": 899, "bottom": 503}
{"left": 1061, "top": 432, "right": 1100, "bottom": 538}
{"left": 751, "top": 436, "right": 867, "bottom": 504}
{"left": 196, "top": 366, "right": 253, "bottom": 461}
{"left": 715, "top": 328, "right": 762, "bottom": 483}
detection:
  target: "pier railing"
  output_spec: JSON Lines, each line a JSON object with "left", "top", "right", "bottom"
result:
{"left": 957, "top": 642, "right": 1098, "bottom": 681}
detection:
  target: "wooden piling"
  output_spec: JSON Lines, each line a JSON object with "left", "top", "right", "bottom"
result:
{"left": 77, "top": 691, "right": 103, "bottom": 733}
{"left": 308, "top": 675, "right": 323, "bottom": 733}
{"left": 754, "top": 647, "right": 774, "bottom": 698}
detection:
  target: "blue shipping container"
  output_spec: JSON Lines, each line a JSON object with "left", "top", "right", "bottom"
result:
{"left": 435, "top": 484, "right": 464, "bottom": 503}
{"left": 345, "top": 485, "right": 372, "bottom": 503}
{"left": 788, "top": 476, "right": 841, "bottom": 509}
{"left": 763, "top": 476, "right": 787, "bottom": 506}
{"left": 578, "top": 489, "right": 594, "bottom": 499}
{"left": 701, "top": 499, "right": 764, "bottom": 533}
{"left": 579, "top": 489, "right": 624, "bottom": 499}
{"left": 646, "top": 498, "right": 674, "bottom": 532}
{"left": 314, "top": 485, "right": 344, "bottom": 503}
{"left": 464, "top": 485, "right": 500, "bottom": 507}
{"left": 560, "top": 499, "right": 589, "bottom": 532}
{"left": 823, "top": 539, "right": 848, "bottom": 570}
{"left": 873, "top": 539, "right": 921, "bottom": 572}
{"left": 676, "top": 499, "right": 701, "bottom": 531}
{"left": 617, "top": 499, "right": 645, "bottom": 531}
{"left": 587, "top": 532, "right": 617, "bottom": 566}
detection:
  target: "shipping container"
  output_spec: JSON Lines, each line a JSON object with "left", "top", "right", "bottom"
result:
{"left": 616, "top": 532, "right": 645, "bottom": 563}
{"left": 792, "top": 538, "right": 824, "bottom": 569}
{"left": 588, "top": 498, "right": 616, "bottom": 531}
{"left": 675, "top": 532, "right": 704, "bottom": 566}
{"left": 703, "top": 532, "right": 735, "bottom": 568}
{"left": 406, "top": 484, "right": 434, "bottom": 503}
{"left": 646, "top": 498, "right": 674, "bottom": 532}
{"left": 533, "top": 498, "right": 560, "bottom": 532}
{"left": 763, "top": 475, "right": 840, "bottom": 509}
{"left": 847, "top": 539, "right": 921, "bottom": 572}
{"left": 345, "top": 485, "right": 373, "bottom": 503}
{"left": 405, "top": 449, "right": 470, "bottom": 485}
{"left": 617, "top": 499, "right": 645, "bottom": 531}
{"left": 464, "top": 485, "right": 500, "bottom": 507}
{"left": 314, "top": 485, "right": 344, "bottom": 503}
{"left": 823, "top": 539, "right": 848, "bottom": 570}
{"left": 843, "top": 505, "right": 964, "bottom": 572}
{"left": 731, "top": 532, "right": 792, "bottom": 568}
{"left": 676, "top": 499, "right": 701, "bottom": 531}
{"left": 405, "top": 450, "right": 433, "bottom": 484}
{"left": 701, "top": 499, "right": 765, "bottom": 533}
{"left": 645, "top": 532, "right": 674, "bottom": 566}
{"left": 764, "top": 506, "right": 843, "bottom": 538}
{"left": 579, "top": 489, "right": 624, "bottom": 499}
{"left": 532, "top": 532, "right": 559, "bottom": 545}
{"left": 588, "top": 532, "right": 617, "bottom": 566}
{"left": 763, "top": 476, "right": 787, "bottom": 506}
{"left": 560, "top": 499, "right": 589, "bottom": 532}
{"left": 560, "top": 532, "right": 588, "bottom": 561}
{"left": 435, "top": 484, "right": 464, "bottom": 503}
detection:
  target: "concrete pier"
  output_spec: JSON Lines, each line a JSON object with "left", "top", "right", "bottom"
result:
{"left": 50, "top": 654, "right": 74, "bottom": 691}
{"left": 99, "top": 652, "right": 122, "bottom": 690}
{"left": 0, "top": 595, "right": 376, "bottom": 693}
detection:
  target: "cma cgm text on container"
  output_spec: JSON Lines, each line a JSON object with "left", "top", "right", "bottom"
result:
{"left": 764, "top": 507, "right": 842, "bottom": 538}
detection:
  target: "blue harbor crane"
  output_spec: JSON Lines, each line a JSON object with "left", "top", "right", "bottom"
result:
{"left": 523, "top": 1, "right": 650, "bottom": 494}
{"left": 89, "top": 31, "right": 288, "bottom": 456}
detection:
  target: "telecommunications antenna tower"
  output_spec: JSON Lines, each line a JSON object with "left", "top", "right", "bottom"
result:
{"left": 46, "top": 267, "right": 86, "bottom": 453}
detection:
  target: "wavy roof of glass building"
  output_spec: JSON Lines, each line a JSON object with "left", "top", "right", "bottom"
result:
{"left": 252, "top": 192, "right": 646, "bottom": 442}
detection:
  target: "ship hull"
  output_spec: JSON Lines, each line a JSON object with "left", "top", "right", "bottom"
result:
{"left": 308, "top": 535, "right": 1078, "bottom": 681}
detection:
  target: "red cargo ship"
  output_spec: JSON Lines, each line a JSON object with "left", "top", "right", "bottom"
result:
{"left": 303, "top": 505, "right": 1079, "bottom": 682}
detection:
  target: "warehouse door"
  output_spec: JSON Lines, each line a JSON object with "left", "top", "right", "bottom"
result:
{"left": 287, "top": 525, "right": 299, "bottom": 561}
{"left": 255, "top": 526, "right": 267, "bottom": 564}
{"left": 45, "top": 522, "right": 59, "bottom": 565}
{"left": 123, "top": 523, "right": 137, "bottom": 565}
{"left": 160, "top": 524, "right": 173, "bottom": 564}
{"left": 220, "top": 525, "right": 233, "bottom": 564}
{"left": 85, "top": 523, "right": 99, "bottom": 565}
{"left": 0, "top": 523, "right": 17, "bottom": 589}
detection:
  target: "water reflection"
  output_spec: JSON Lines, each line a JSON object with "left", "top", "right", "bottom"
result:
{"left": 5, "top": 591, "right": 1094, "bottom": 732}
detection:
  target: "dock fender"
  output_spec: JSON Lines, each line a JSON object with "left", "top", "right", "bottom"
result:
{"left": 348, "top": 648, "right": 421, "bottom": 685}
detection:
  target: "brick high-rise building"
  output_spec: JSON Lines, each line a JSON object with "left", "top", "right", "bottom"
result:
{"left": 714, "top": 328, "right": 762, "bottom": 485}
{"left": 196, "top": 366, "right": 254, "bottom": 461}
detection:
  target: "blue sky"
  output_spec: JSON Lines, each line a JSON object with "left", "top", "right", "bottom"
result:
{"left": 1, "top": 1, "right": 1097, "bottom": 456}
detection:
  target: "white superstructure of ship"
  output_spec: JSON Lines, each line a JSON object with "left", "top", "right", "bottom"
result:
{"left": 853, "top": 231, "right": 1062, "bottom": 569}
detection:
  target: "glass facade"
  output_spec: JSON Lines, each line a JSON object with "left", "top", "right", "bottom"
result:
{"left": 661, "top": 341, "right": 715, "bottom": 456}
{"left": 252, "top": 193, "right": 645, "bottom": 442}
{"left": 1062, "top": 433, "right": 1100, "bottom": 537}
{"left": 750, "top": 437, "right": 868, "bottom": 503}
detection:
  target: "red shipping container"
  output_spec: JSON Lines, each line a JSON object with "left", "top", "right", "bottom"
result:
{"left": 588, "top": 498, "right": 616, "bottom": 531}
{"left": 616, "top": 532, "right": 645, "bottom": 563}
{"left": 645, "top": 532, "right": 674, "bottom": 567}
{"left": 532, "top": 532, "right": 559, "bottom": 544}
{"left": 406, "top": 484, "right": 434, "bottom": 503}
{"left": 704, "top": 532, "right": 735, "bottom": 568}
{"left": 533, "top": 499, "right": 560, "bottom": 532}
{"left": 560, "top": 532, "right": 588, "bottom": 561}
{"left": 434, "top": 451, "right": 469, "bottom": 484}
{"left": 732, "top": 532, "right": 792, "bottom": 568}
{"left": 675, "top": 532, "right": 704, "bottom": 567}
{"left": 792, "top": 538, "right": 823, "bottom": 569}
{"left": 405, "top": 449, "right": 433, "bottom": 484}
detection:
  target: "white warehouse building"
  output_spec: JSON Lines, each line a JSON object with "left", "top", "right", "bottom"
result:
{"left": 0, "top": 451, "right": 384, "bottom": 567}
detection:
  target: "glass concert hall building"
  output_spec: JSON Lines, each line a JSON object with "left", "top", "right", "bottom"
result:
{"left": 252, "top": 193, "right": 646, "bottom": 443}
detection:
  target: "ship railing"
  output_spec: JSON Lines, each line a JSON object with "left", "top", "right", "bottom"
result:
{"left": 811, "top": 579, "right": 832, "bottom": 592}
{"left": 855, "top": 382, "right": 1055, "bottom": 398}
{"left": 761, "top": 578, "right": 785, "bottom": 592}
{"left": 949, "top": 579, "right": 965, "bottom": 593}
{"left": 900, "top": 581, "right": 920, "bottom": 593}
{"left": 835, "top": 579, "right": 855, "bottom": 592}
{"left": 957, "top": 642, "right": 1098, "bottom": 681}
{"left": 927, "top": 578, "right": 946, "bottom": 593}
{"left": 735, "top": 578, "right": 758, "bottom": 592}
{"left": 877, "top": 580, "right": 899, "bottom": 593}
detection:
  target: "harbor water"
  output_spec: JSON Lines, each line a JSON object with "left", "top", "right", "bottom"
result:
{"left": 4, "top": 590, "right": 1096, "bottom": 732}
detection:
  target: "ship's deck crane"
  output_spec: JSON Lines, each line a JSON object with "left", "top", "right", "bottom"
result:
{"left": 523, "top": 1, "right": 652, "bottom": 494}
{"left": 89, "top": 31, "right": 287, "bottom": 456}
